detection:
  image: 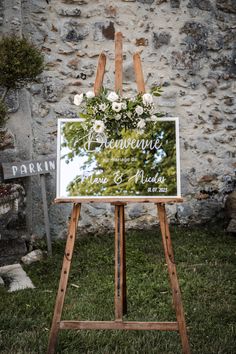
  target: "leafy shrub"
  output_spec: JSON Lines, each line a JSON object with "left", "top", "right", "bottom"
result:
{"left": 0, "top": 36, "right": 44, "bottom": 90}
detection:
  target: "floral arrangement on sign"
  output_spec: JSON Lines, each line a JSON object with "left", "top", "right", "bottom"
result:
{"left": 73, "top": 87, "right": 162, "bottom": 141}
{"left": 61, "top": 87, "right": 178, "bottom": 197}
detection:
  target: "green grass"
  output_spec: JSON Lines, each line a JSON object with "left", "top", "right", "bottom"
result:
{"left": 0, "top": 224, "right": 235, "bottom": 354}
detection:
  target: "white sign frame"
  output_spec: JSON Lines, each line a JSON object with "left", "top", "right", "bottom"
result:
{"left": 56, "top": 117, "right": 181, "bottom": 201}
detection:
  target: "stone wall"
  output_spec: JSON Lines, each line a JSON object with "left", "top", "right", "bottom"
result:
{"left": 1, "top": 0, "right": 236, "bottom": 238}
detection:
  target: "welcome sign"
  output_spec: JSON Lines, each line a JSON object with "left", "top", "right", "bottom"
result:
{"left": 56, "top": 118, "right": 181, "bottom": 200}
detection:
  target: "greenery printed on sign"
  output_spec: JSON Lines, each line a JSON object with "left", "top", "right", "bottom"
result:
{"left": 57, "top": 88, "right": 180, "bottom": 199}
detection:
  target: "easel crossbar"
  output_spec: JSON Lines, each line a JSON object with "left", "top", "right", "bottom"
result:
{"left": 59, "top": 320, "right": 179, "bottom": 331}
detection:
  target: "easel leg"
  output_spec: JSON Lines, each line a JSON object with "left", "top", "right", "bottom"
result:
{"left": 157, "top": 203, "right": 191, "bottom": 354}
{"left": 114, "top": 204, "right": 127, "bottom": 320}
{"left": 47, "top": 203, "right": 81, "bottom": 354}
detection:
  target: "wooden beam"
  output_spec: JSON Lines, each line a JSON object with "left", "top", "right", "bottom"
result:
{"left": 94, "top": 52, "right": 106, "bottom": 95}
{"left": 114, "top": 204, "right": 127, "bottom": 320}
{"left": 54, "top": 197, "right": 183, "bottom": 204}
{"left": 133, "top": 52, "right": 145, "bottom": 93}
{"left": 157, "top": 203, "right": 191, "bottom": 354}
{"left": 115, "top": 32, "right": 123, "bottom": 94}
{"left": 60, "top": 320, "right": 179, "bottom": 331}
{"left": 47, "top": 204, "right": 81, "bottom": 354}
{"left": 40, "top": 174, "right": 52, "bottom": 256}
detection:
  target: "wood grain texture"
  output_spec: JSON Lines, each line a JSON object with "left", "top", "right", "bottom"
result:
{"left": 115, "top": 32, "right": 123, "bottom": 94}
{"left": 133, "top": 52, "right": 145, "bottom": 93}
{"left": 60, "top": 320, "right": 179, "bottom": 331}
{"left": 114, "top": 204, "right": 127, "bottom": 320}
{"left": 157, "top": 203, "right": 191, "bottom": 354}
{"left": 47, "top": 203, "right": 81, "bottom": 354}
{"left": 54, "top": 197, "right": 183, "bottom": 204}
{"left": 94, "top": 52, "right": 106, "bottom": 95}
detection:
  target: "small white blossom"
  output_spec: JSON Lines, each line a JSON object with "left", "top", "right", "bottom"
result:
{"left": 121, "top": 102, "right": 127, "bottom": 110}
{"left": 126, "top": 111, "right": 132, "bottom": 118}
{"left": 93, "top": 120, "right": 105, "bottom": 134}
{"left": 142, "top": 93, "right": 153, "bottom": 106}
{"left": 115, "top": 114, "right": 122, "bottom": 120}
{"left": 150, "top": 115, "right": 157, "bottom": 121}
{"left": 107, "top": 91, "right": 119, "bottom": 102}
{"left": 74, "top": 93, "right": 83, "bottom": 106}
{"left": 135, "top": 105, "right": 144, "bottom": 116}
{"left": 137, "top": 119, "right": 146, "bottom": 130}
{"left": 86, "top": 91, "right": 95, "bottom": 99}
{"left": 112, "top": 102, "right": 122, "bottom": 112}
{"left": 99, "top": 103, "right": 108, "bottom": 111}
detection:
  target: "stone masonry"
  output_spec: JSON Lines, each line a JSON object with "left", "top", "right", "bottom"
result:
{"left": 0, "top": 0, "right": 236, "bottom": 238}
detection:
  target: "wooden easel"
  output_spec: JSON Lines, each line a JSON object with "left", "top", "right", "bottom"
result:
{"left": 47, "top": 33, "right": 190, "bottom": 354}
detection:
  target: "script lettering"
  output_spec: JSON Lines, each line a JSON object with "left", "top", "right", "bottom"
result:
{"left": 128, "top": 170, "right": 166, "bottom": 184}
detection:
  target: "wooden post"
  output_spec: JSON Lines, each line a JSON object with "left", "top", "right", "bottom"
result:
{"left": 114, "top": 203, "right": 127, "bottom": 320}
{"left": 157, "top": 203, "right": 191, "bottom": 354}
{"left": 115, "top": 32, "right": 123, "bottom": 95}
{"left": 47, "top": 203, "right": 81, "bottom": 354}
{"left": 94, "top": 52, "right": 107, "bottom": 95}
{"left": 133, "top": 52, "right": 145, "bottom": 93}
{"left": 40, "top": 174, "right": 52, "bottom": 256}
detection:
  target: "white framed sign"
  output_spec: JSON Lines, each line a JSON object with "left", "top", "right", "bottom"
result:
{"left": 56, "top": 117, "right": 181, "bottom": 200}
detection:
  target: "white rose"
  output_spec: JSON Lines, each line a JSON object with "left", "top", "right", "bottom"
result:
{"left": 137, "top": 119, "right": 146, "bottom": 130}
{"left": 107, "top": 91, "right": 119, "bottom": 102}
{"left": 93, "top": 120, "right": 105, "bottom": 134}
{"left": 112, "top": 102, "right": 122, "bottom": 112}
{"left": 142, "top": 93, "right": 153, "bottom": 105}
{"left": 135, "top": 105, "right": 144, "bottom": 116}
{"left": 74, "top": 93, "right": 83, "bottom": 106}
{"left": 86, "top": 91, "right": 95, "bottom": 99}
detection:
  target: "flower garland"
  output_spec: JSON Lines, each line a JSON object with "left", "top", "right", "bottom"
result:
{"left": 73, "top": 87, "right": 162, "bottom": 140}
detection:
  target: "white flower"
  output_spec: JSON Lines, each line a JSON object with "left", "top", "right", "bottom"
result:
{"left": 107, "top": 91, "right": 119, "bottom": 102}
{"left": 74, "top": 93, "right": 83, "bottom": 106}
{"left": 93, "top": 120, "right": 105, "bottom": 134}
{"left": 86, "top": 91, "right": 95, "bottom": 99}
{"left": 99, "top": 103, "right": 108, "bottom": 111}
{"left": 112, "top": 102, "right": 122, "bottom": 112}
{"left": 150, "top": 114, "right": 157, "bottom": 121}
{"left": 135, "top": 105, "right": 144, "bottom": 116}
{"left": 115, "top": 114, "right": 122, "bottom": 120}
{"left": 137, "top": 119, "right": 146, "bottom": 130}
{"left": 142, "top": 93, "right": 153, "bottom": 105}
{"left": 121, "top": 102, "right": 127, "bottom": 110}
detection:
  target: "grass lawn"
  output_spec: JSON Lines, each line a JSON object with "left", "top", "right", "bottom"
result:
{"left": 0, "top": 223, "right": 235, "bottom": 354}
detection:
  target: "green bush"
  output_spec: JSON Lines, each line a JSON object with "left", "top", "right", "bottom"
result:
{"left": 0, "top": 36, "right": 44, "bottom": 90}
